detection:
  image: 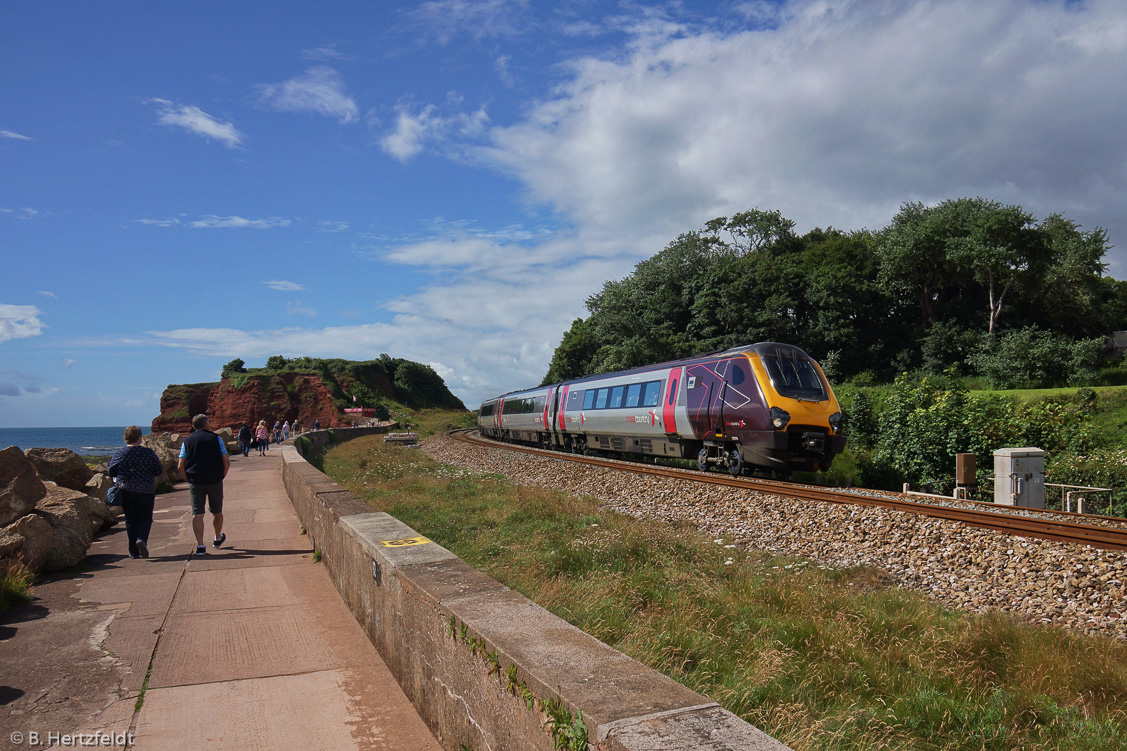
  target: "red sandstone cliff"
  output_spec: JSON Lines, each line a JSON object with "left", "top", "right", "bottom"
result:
{"left": 151, "top": 373, "right": 376, "bottom": 434}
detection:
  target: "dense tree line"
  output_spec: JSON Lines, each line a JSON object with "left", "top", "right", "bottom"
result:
{"left": 544, "top": 200, "right": 1127, "bottom": 388}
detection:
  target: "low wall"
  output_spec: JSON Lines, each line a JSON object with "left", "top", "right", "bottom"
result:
{"left": 282, "top": 429, "right": 791, "bottom": 751}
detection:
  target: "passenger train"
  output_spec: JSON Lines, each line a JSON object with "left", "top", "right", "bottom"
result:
{"left": 477, "top": 343, "right": 845, "bottom": 477}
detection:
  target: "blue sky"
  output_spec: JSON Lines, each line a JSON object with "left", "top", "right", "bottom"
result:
{"left": 3, "top": 0, "right": 1127, "bottom": 427}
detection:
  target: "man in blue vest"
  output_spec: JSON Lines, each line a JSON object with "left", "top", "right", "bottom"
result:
{"left": 177, "top": 414, "right": 230, "bottom": 556}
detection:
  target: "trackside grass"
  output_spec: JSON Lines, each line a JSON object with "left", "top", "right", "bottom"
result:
{"left": 324, "top": 435, "right": 1127, "bottom": 751}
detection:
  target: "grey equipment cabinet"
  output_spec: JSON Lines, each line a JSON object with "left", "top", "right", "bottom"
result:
{"left": 993, "top": 447, "right": 1046, "bottom": 508}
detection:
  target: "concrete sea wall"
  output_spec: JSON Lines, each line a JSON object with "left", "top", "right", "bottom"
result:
{"left": 282, "top": 428, "right": 790, "bottom": 750}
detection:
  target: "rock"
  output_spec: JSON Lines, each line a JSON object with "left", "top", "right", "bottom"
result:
{"left": 0, "top": 446, "right": 48, "bottom": 527}
{"left": 36, "top": 482, "right": 94, "bottom": 548}
{"left": 24, "top": 448, "right": 94, "bottom": 491}
{"left": 2, "top": 514, "right": 55, "bottom": 572}
{"left": 0, "top": 527, "right": 22, "bottom": 558}
{"left": 85, "top": 472, "right": 114, "bottom": 501}
{"left": 141, "top": 433, "right": 183, "bottom": 487}
{"left": 87, "top": 498, "right": 118, "bottom": 532}
{"left": 42, "top": 523, "right": 89, "bottom": 571}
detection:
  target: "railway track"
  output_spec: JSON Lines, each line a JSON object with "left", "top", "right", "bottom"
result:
{"left": 449, "top": 429, "right": 1127, "bottom": 553}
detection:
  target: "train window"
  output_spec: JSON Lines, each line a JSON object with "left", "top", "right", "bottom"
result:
{"left": 480, "top": 403, "right": 493, "bottom": 417}
{"left": 535, "top": 396, "right": 546, "bottom": 412}
{"left": 667, "top": 378, "right": 678, "bottom": 406}
{"left": 609, "top": 385, "right": 625, "bottom": 409}
{"left": 625, "top": 383, "right": 642, "bottom": 408}
{"left": 761, "top": 346, "right": 827, "bottom": 401}
{"left": 642, "top": 381, "right": 661, "bottom": 407}
{"left": 595, "top": 388, "right": 609, "bottom": 409}
{"left": 583, "top": 390, "right": 595, "bottom": 410}
{"left": 729, "top": 361, "right": 746, "bottom": 386}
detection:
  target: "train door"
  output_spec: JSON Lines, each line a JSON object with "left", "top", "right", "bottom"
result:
{"left": 684, "top": 361, "right": 721, "bottom": 438}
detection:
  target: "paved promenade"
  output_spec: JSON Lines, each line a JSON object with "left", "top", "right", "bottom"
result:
{"left": 1, "top": 448, "right": 441, "bottom": 751}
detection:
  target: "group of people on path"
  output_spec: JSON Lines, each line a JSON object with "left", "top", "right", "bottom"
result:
{"left": 234, "top": 418, "right": 315, "bottom": 456}
{"left": 109, "top": 414, "right": 328, "bottom": 559}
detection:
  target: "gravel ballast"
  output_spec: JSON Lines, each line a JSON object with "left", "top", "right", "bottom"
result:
{"left": 424, "top": 434, "right": 1127, "bottom": 641}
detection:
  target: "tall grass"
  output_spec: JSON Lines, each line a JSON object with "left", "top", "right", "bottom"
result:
{"left": 325, "top": 435, "right": 1127, "bottom": 750}
{"left": 0, "top": 559, "right": 35, "bottom": 610}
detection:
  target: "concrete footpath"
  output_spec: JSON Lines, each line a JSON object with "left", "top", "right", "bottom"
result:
{"left": 1, "top": 448, "right": 442, "bottom": 751}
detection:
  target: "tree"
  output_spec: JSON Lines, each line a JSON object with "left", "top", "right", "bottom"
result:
{"left": 702, "top": 209, "right": 797, "bottom": 255}
{"left": 543, "top": 318, "right": 600, "bottom": 384}
{"left": 875, "top": 201, "right": 956, "bottom": 328}
{"left": 221, "top": 358, "right": 246, "bottom": 377}
{"left": 940, "top": 198, "right": 1043, "bottom": 337}
{"left": 265, "top": 355, "right": 288, "bottom": 370}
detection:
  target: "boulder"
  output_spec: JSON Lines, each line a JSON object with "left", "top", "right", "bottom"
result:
{"left": 42, "top": 523, "right": 89, "bottom": 571}
{"left": 141, "top": 433, "right": 182, "bottom": 487}
{"left": 36, "top": 483, "right": 94, "bottom": 548}
{"left": 24, "top": 448, "right": 94, "bottom": 492}
{"left": 0, "top": 527, "right": 22, "bottom": 558}
{"left": 87, "top": 498, "right": 118, "bottom": 533}
{"left": 1, "top": 446, "right": 47, "bottom": 527}
{"left": 2, "top": 514, "right": 55, "bottom": 572}
{"left": 85, "top": 472, "right": 114, "bottom": 501}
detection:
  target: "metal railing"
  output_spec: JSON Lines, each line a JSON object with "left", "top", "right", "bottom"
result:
{"left": 905, "top": 478, "right": 1116, "bottom": 516}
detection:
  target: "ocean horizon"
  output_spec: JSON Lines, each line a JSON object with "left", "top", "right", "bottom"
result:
{"left": 0, "top": 426, "right": 135, "bottom": 457}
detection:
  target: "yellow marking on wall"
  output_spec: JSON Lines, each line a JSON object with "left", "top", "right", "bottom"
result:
{"left": 380, "top": 536, "right": 432, "bottom": 548}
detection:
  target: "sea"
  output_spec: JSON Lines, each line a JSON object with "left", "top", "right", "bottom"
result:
{"left": 0, "top": 426, "right": 132, "bottom": 458}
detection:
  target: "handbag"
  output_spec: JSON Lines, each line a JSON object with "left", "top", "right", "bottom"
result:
{"left": 105, "top": 485, "right": 123, "bottom": 507}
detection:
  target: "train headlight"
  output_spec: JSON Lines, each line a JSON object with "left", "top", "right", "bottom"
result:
{"left": 769, "top": 407, "right": 790, "bottom": 430}
{"left": 828, "top": 411, "right": 842, "bottom": 433}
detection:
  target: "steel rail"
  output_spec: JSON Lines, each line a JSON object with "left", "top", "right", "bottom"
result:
{"left": 448, "top": 430, "right": 1127, "bottom": 553}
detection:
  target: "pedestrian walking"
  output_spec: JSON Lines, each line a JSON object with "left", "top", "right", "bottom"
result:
{"left": 314, "top": 419, "right": 320, "bottom": 431}
{"left": 237, "top": 422, "right": 252, "bottom": 457}
{"left": 273, "top": 421, "right": 282, "bottom": 444}
{"left": 255, "top": 420, "right": 269, "bottom": 455}
{"left": 108, "top": 425, "right": 163, "bottom": 559}
{"left": 282, "top": 420, "right": 290, "bottom": 441}
{"left": 292, "top": 419, "right": 301, "bottom": 435}
{"left": 177, "top": 414, "right": 229, "bottom": 556}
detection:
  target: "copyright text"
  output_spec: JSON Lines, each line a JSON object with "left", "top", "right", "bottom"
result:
{"left": 9, "top": 730, "right": 135, "bottom": 747}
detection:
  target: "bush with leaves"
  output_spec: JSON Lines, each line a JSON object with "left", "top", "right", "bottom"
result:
{"left": 853, "top": 375, "right": 1097, "bottom": 491}
{"left": 971, "top": 327, "right": 1102, "bottom": 389}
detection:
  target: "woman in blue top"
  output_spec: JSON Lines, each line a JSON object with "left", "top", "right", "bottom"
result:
{"left": 108, "top": 426, "right": 164, "bottom": 559}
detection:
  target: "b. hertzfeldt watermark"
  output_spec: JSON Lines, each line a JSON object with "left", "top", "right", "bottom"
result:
{"left": 9, "top": 730, "right": 135, "bottom": 747}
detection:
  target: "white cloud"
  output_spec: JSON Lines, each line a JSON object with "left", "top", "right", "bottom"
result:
{"left": 61, "top": 358, "right": 75, "bottom": 369}
{"left": 37, "top": 290, "right": 57, "bottom": 299}
{"left": 380, "top": 102, "right": 490, "bottom": 162}
{"left": 1, "top": 208, "right": 39, "bottom": 220}
{"left": 150, "top": 99, "right": 243, "bottom": 148}
{"left": 494, "top": 54, "right": 516, "bottom": 88}
{"left": 318, "top": 220, "right": 349, "bottom": 233}
{"left": 404, "top": 0, "right": 533, "bottom": 45}
{"left": 0, "top": 304, "right": 45, "bottom": 344}
{"left": 189, "top": 215, "right": 290, "bottom": 229}
{"left": 263, "top": 280, "right": 306, "bottom": 291}
{"left": 475, "top": 0, "right": 1127, "bottom": 271}
{"left": 1, "top": 130, "right": 31, "bottom": 140}
{"left": 301, "top": 46, "right": 353, "bottom": 61}
{"left": 257, "top": 66, "right": 359, "bottom": 124}
{"left": 133, "top": 217, "right": 182, "bottom": 227}
{"left": 285, "top": 301, "right": 317, "bottom": 317}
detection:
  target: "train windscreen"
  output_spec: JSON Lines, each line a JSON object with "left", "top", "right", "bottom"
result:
{"left": 759, "top": 345, "right": 827, "bottom": 401}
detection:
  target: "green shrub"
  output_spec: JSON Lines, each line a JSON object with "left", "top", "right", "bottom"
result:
{"left": 971, "top": 328, "right": 1103, "bottom": 389}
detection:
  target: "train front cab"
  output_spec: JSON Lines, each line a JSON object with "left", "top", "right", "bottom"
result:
{"left": 737, "top": 343, "right": 843, "bottom": 475}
